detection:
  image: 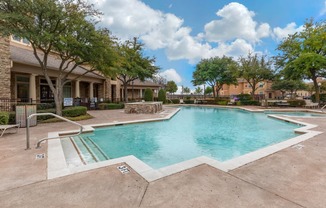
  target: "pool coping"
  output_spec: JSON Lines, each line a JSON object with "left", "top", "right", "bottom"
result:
{"left": 47, "top": 106, "right": 324, "bottom": 181}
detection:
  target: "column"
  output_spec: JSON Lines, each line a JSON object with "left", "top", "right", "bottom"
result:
{"left": 89, "top": 82, "right": 94, "bottom": 98}
{"left": 75, "top": 80, "right": 80, "bottom": 98}
{"left": 29, "top": 74, "right": 37, "bottom": 103}
{"left": 140, "top": 89, "right": 142, "bottom": 98}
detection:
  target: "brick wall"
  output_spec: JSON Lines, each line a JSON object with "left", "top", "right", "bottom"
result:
{"left": 0, "top": 36, "right": 11, "bottom": 98}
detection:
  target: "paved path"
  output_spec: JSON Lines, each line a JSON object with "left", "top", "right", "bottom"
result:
{"left": 0, "top": 106, "right": 325, "bottom": 207}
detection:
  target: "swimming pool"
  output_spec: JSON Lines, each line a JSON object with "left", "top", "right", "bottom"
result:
{"left": 73, "top": 107, "right": 300, "bottom": 169}
{"left": 265, "top": 111, "right": 326, "bottom": 117}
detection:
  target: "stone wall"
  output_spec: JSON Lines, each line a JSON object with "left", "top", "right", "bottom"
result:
{"left": 0, "top": 36, "right": 11, "bottom": 98}
{"left": 124, "top": 102, "right": 163, "bottom": 114}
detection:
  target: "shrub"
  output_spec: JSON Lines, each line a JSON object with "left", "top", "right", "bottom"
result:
{"left": 98, "top": 103, "right": 124, "bottom": 110}
{"left": 158, "top": 89, "right": 167, "bottom": 103}
{"left": 311, "top": 93, "right": 326, "bottom": 103}
{"left": 237, "top": 100, "right": 260, "bottom": 106}
{"left": 144, "top": 88, "right": 153, "bottom": 101}
{"left": 170, "top": 99, "right": 180, "bottom": 104}
{"left": 0, "top": 111, "right": 9, "bottom": 125}
{"left": 37, "top": 102, "right": 55, "bottom": 110}
{"left": 287, "top": 100, "right": 306, "bottom": 107}
{"left": 36, "top": 109, "right": 56, "bottom": 121}
{"left": 62, "top": 106, "right": 87, "bottom": 117}
{"left": 237, "top": 94, "right": 252, "bottom": 101}
{"left": 8, "top": 112, "right": 16, "bottom": 124}
{"left": 184, "top": 99, "right": 194, "bottom": 104}
{"left": 217, "top": 100, "right": 228, "bottom": 105}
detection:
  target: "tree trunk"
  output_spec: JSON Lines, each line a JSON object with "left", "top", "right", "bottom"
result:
{"left": 123, "top": 82, "right": 128, "bottom": 102}
{"left": 211, "top": 85, "right": 216, "bottom": 98}
{"left": 312, "top": 78, "right": 320, "bottom": 103}
{"left": 53, "top": 83, "right": 64, "bottom": 116}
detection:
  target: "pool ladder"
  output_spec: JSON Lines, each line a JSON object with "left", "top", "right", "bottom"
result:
{"left": 321, "top": 105, "right": 326, "bottom": 112}
{"left": 25, "top": 113, "right": 84, "bottom": 150}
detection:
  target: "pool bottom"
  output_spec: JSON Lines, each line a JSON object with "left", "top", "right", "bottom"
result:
{"left": 50, "top": 110, "right": 323, "bottom": 181}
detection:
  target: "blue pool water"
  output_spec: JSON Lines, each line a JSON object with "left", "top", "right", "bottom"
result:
{"left": 79, "top": 107, "right": 299, "bottom": 169}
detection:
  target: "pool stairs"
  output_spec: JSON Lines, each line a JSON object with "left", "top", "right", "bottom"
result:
{"left": 61, "top": 136, "right": 109, "bottom": 167}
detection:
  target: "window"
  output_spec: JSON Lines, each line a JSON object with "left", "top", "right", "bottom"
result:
{"left": 259, "top": 82, "right": 264, "bottom": 88}
{"left": 63, "top": 82, "right": 72, "bottom": 98}
{"left": 11, "top": 35, "right": 30, "bottom": 45}
{"left": 16, "top": 75, "right": 30, "bottom": 101}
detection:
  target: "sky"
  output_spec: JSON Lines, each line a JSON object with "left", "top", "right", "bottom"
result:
{"left": 90, "top": 0, "right": 326, "bottom": 92}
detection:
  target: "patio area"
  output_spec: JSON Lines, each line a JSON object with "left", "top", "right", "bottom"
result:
{"left": 0, "top": 106, "right": 325, "bottom": 207}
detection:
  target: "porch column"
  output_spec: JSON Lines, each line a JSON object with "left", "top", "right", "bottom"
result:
{"left": 75, "top": 80, "right": 80, "bottom": 97}
{"left": 29, "top": 74, "right": 37, "bottom": 103}
{"left": 89, "top": 82, "right": 94, "bottom": 98}
{"left": 140, "top": 89, "right": 142, "bottom": 98}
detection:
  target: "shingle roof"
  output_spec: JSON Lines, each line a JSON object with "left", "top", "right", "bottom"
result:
{"left": 10, "top": 45, "right": 105, "bottom": 79}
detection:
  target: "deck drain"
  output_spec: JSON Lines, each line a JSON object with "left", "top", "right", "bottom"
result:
{"left": 117, "top": 165, "right": 130, "bottom": 174}
{"left": 292, "top": 144, "right": 304, "bottom": 150}
{"left": 36, "top": 153, "right": 45, "bottom": 159}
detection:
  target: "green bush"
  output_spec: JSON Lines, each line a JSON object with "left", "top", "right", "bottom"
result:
{"left": 36, "top": 109, "right": 56, "bottom": 121}
{"left": 0, "top": 111, "right": 9, "bottom": 125}
{"left": 171, "top": 99, "right": 180, "bottom": 104}
{"left": 287, "top": 100, "right": 306, "bottom": 107}
{"left": 217, "top": 100, "right": 228, "bottom": 105}
{"left": 237, "top": 94, "right": 252, "bottom": 101}
{"left": 144, "top": 88, "right": 153, "bottom": 101}
{"left": 184, "top": 99, "right": 194, "bottom": 104}
{"left": 37, "top": 103, "right": 55, "bottom": 110}
{"left": 237, "top": 100, "right": 260, "bottom": 106}
{"left": 311, "top": 93, "right": 326, "bottom": 103}
{"left": 158, "top": 89, "right": 167, "bottom": 103}
{"left": 62, "top": 106, "right": 87, "bottom": 117}
{"left": 8, "top": 112, "right": 16, "bottom": 124}
{"left": 98, "top": 103, "right": 124, "bottom": 110}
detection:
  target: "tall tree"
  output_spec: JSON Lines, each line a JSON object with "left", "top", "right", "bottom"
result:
{"left": 166, "top": 81, "right": 178, "bottom": 94}
{"left": 275, "top": 19, "right": 326, "bottom": 102}
{"left": 115, "top": 37, "right": 159, "bottom": 102}
{"left": 238, "top": 53, "right": 274, "bottom": 100}
{"left": 204, "top": 86, "right": 213, "bottom": 95}
{"left": 0, "top": 0, "right": 116, "bottom": 115}
{"left": 272, "top": 79, "right": 307, "bottom": 99}
{"left": 192, "top": 56, "right": 238, "bottom": 98}
{"left": 183, "top": 87, "right": 191, "bottom": 94}
{"left": 195, "top": 87, "right": 203, "bottom": 95}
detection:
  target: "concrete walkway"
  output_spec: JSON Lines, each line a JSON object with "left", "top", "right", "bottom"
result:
{"left": 0, "top": 106, "right": 325, "bottom": 207}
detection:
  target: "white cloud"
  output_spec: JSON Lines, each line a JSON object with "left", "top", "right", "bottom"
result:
{"left": 204, "top": 2, "right": 271, "bottom": 43}
{"left": 272, "top": 22, "right": 304, "bottom": 41}
{"left": 159, "top": 69, "right": 182, "bottom": 83}
{"left": 320, "top": 1, "right": 326, "bottom": 16}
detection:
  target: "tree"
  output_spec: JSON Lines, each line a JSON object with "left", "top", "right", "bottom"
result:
{"left": 0, "top": 0, "right": 117, "bottom": 115}
{"left": 158, "top": 89, "right": 166, "bottom": 103}
{"left": 238, "top": 53, "right": 275, "bottom": 100}
{"left": 115, "top": 37, "right": 159, "bottom": 102}
{"left": 272, "top": 79, "right": 307, "bottom": 99}
{"left": 195, "top": 87, "right": 203, "bottom": 95}
{"left": 275, "top": 19, "right": 326, "bottom": 102}
{"left": 166, "top": 81, "right": 178, "bottom": 94}
{"left": 183, "top": 87, "right": 190, "bottom": 94}
{"left": 192, "top": 56, "right": 238, "bottom": 98}
{"left": 144, "top": 88, "right": 153, "bottom": 101}
{"left": 204, "top": 86, "right": 213, "bottom": 95}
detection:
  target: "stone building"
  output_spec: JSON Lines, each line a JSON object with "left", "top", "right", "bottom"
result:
{"left": 0, "top": 36, "right": 161, "bottom": 108}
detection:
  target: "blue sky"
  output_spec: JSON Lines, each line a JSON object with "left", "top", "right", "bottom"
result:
{"left": 92, "top": 0, "right": 326, "bottom": 92}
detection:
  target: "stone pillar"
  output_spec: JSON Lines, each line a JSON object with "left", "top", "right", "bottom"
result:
{"left": 75, "top": 80, "right": 80, "bottom": 97}
{"left": 89, "top": 82, "right": 93, "bottom": 98}
{"left": 0, "top": 36, "right": 11, "bottom": 98}
{"left": 116, "top": 82, "right": 121, "bottom": 102}
{"left": 29, "top": 74, "right": 37, "bottom": 103}
{"left": 104, "top": 78, "right": 111, "bottom": 100}
{"left": 140, "top": 89, "right": 142, "bottom": 98}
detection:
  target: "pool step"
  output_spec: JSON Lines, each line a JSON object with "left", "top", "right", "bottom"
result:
{"left": 83, "top": 136, "right": 109, "bottom": 161}
{"left": 71, "top": 136, "right": 98, "bottom": 164}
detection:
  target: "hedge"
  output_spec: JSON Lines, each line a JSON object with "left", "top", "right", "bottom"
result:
{"left": 311, "top": 93, "right": 326, "bottom": 103}
{"left": 37, "top": 103, "right": 55, "bottom": 110}
{"left": 287, "top": 100, "right": 306, "bottom": 107}
{"left": 98, "top": 103, "right": 124, "bottom": 110}
{"left": 184, "top": 99, "right": 194, "bottom": 104}
{"left": 217, "top": 100, "right": 228, "bottom": 105}
{"left": 158, "top": 89, "right": 167, "bottom": 103}
{"left": 170, "top": 99, "right": 180, "bottom": 104}
{"left": 0, "top": 111, "right": 9, "bottom": 125}
{"left": 62, "top": 106, "right": 87, "bottom": 117}
{"left": 237, "top": 100, "right": 260, "bottom": 106}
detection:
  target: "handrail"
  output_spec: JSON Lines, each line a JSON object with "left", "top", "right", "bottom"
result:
{"left": 322, "top": 104, "right": 326, "bottom": 112}
{"left": 26, "top": 113, "right": 84, "bottom": 150}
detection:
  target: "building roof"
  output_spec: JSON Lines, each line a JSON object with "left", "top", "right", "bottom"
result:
{"left": 127, "top": 79, "right": 162, "bottom": 87}
{"left": 10, "top": 45, "right": 105, "bottom": 79}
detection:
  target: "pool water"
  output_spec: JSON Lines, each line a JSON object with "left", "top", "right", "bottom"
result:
{"left": 265, "top": 111, "right": 326, "bottom": 117}
{"left": 79, "top": 107, "right": 299, "bottom": 169}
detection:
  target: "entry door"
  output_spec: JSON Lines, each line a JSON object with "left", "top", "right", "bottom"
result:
{"left": 40, "top": 85, "right": 54, "bottom": 101}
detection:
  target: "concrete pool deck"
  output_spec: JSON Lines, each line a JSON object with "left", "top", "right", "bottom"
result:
{"left": 0, "top": 106, "right": 326, "bottom": 207}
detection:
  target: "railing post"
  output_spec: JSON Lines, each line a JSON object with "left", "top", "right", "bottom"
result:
{"left": 26, "top": 116, "right": 30, "bottom": 150}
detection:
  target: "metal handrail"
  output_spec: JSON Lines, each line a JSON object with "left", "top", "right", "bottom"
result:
{"left": 26, "top": 113, "right": 84, "bottom": 150}
{"left": 322, "top": 104, "right": 326, "bottom": 112}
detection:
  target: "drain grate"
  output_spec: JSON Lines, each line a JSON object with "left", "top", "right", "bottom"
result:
{"left": 36, "top": 153, "right": 45, "bottom": 159}
{"left": 117, "top": 165, "right": 130, "bottom": 174}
